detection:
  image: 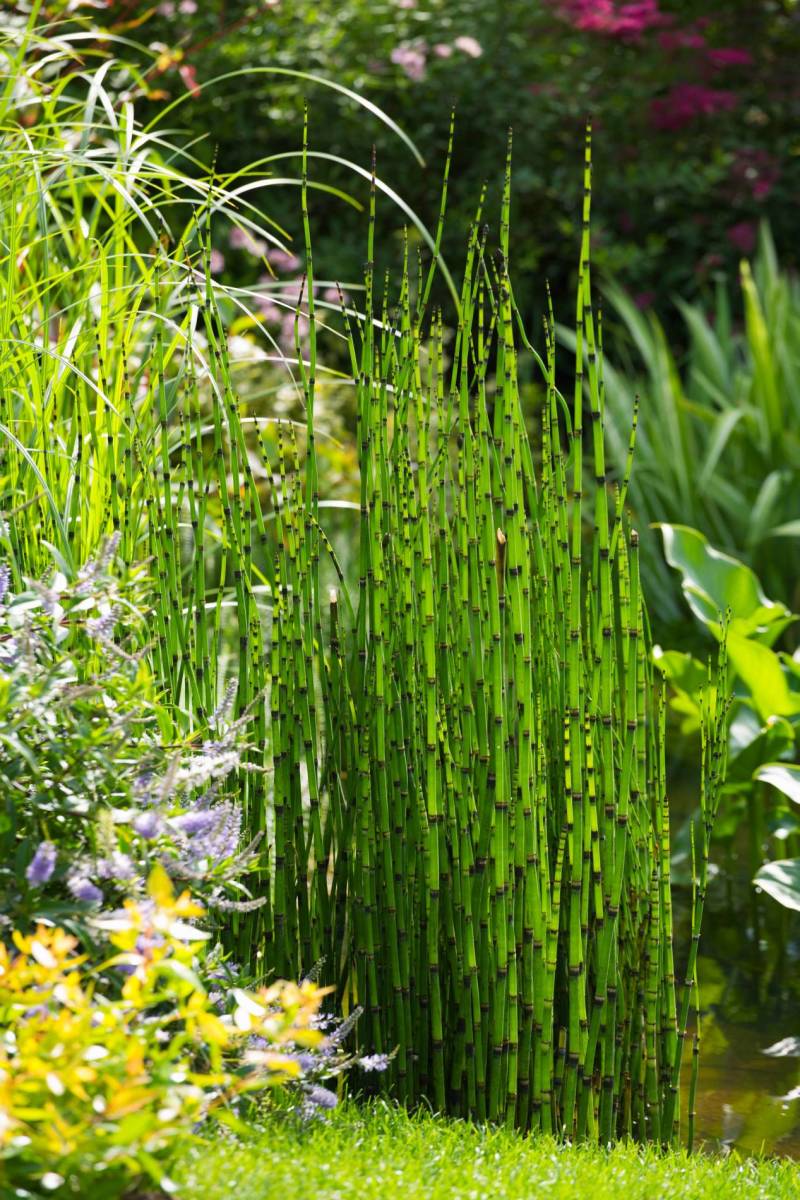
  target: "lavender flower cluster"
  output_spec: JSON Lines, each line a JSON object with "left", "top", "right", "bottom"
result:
{"left": 20, "top": 660, "right": 259, "bottom": 920}
{"left": 239, "top": 994, "right": 392, "bottom": 1121}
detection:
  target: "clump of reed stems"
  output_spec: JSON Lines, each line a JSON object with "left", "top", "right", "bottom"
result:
{"left": 255, "top": 124, "right": 729, "bottom": 1144}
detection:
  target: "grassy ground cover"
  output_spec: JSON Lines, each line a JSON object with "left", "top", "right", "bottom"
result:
{"left": 173, "top": 1103, "right": 798, "bottom": 1200}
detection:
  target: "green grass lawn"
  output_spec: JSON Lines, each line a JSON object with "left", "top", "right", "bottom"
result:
{"left": 173, "top": 1103, "right": 798, "bottom": 1200}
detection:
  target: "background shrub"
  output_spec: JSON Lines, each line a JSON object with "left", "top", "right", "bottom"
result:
{"left": 137, "top": 0, "right": 800, "bottom": 327}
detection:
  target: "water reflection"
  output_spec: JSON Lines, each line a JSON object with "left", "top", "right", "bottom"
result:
{"left": 675, "top": 864, "right": 800, "bottom": 1156}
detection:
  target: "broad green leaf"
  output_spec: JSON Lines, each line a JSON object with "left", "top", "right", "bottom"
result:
{"left": 769, "top": 813, "right": 800, "bottom": 840}
{"left": 728, "top": 632, "right": 800, "bottom": 721}
{"left": 754, "top": 763, "right": 800, "bottom": 805}
{"left": 727, "top": 704, "right": 795, "bottom": 783}
{"left": 652, "top": 646, "right": 710, "bottom": 735}
{"left": 651, "top": 646, "right": 707, "bottom": 694}
{"left": 658, "top": 523, "right": 794, "bottom": 644}
{"left": 754, "top": 858, "right": 800, "bottom": 911}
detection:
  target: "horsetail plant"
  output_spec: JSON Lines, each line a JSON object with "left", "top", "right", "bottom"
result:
{"left": 242, "top": 123, "right": 729, "bottom": 1145}
{"left": 0, "top": 25, "right": 728, "bottom": 1149}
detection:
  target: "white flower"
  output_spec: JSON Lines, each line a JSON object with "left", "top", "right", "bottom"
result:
{"left": 454, "top": 35, "right": 482, "bottom": 58}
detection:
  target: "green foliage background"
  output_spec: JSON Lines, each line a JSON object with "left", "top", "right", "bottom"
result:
{"left": 143, "top": 0, "right": 800, "bottom": 323}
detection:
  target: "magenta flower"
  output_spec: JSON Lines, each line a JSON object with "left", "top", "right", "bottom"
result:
{"left": 707, "top": 47, "right": 753, "bottom": 69}
{"left": 650, "top": 83, "right": 738, "bottom": 131}
{"left": 209, "top": 248, "right": 225, "bottom": 275}
{"left": 555, "top": 0, "right": 662, "bottom": 39}
{"left": 612, "top": 1, "right": 662, "bottom": 37}
{"left": 433, "top": 43, "right": 453, "bottom": 59}
{"left": 727, "top": 221, "right": 757, "bottom": 255}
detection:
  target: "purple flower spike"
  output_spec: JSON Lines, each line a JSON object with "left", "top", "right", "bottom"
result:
{"left": 96, "top": 852, "right": 136, "bottom": 882}
{"left": 67, "top": 874, "right": 103, "bottom": 904}
{"left": 174, "top": 810, "right": 218, "bottom": 837}
{"left": 133, "top": 810, "right": 163, "bottom": 839}
{"left": 26, "top": 842, "right": 57, "bottom": 886}
{"left": 86, "top": 607, "right": 118, "bottom": 641}
{"left": 307, "top": 1085, "right": 338, "bottom": 1110}
{"left": 358, "top": 1053, "right": 390, "bottom": 1072}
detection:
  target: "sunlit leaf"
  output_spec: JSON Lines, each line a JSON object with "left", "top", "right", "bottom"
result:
{"left": 753, "top": 858, "right": 800, "bottom": 911}
{"left": 755, "top": 763, "right": 800, "bottom": 805}
{"left": 658, "top": 523, "right": 794, "bottom": 644}
{"left": 728, "top": 632, "right": 800, "bottom": 721}
{"left": 763, "top": 1036, "right": 800, "bottom": 1057}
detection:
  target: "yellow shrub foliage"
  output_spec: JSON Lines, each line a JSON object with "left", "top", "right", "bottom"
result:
{"left": 0, "top": 866, "right": 327, "bottom": 1194}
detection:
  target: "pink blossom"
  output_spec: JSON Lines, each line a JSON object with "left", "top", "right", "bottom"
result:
{"left": 279, "top": 309, "right": 309, "bottom": 355}
{"left": 209, "top": 248, "right": 225, "bottom": 275}
{"left": 706, "top": 47, "right": 753, "bottom": 69}
{"left": 178, "top": 0, "right": 198, "bottom": 11}
{"left": 433, "top": 43, "right": 453, "bottom": 59}
{"left": 454, "top": 35, "right": 483, "bottom": 58}
{"left": 650, "top": 83, "right": 738, "bottom": 131}
{"left": 634, "top": 291, "right": 655, "bottom": 309}
{"left": 257, "top": 296, "right": 282, "bottom": 324}
{"left": 267, "top": 246, "right": 302, "bottom": 272}
{"left": 229, "top": 226, "right": 268, "bottom": 256}
{"left": 727, "top": 221, "right": 757, "bottom": 254}
{"left": 323, "top": 286, "right": 350, "bottom": 305}
{"left": 255, "top": 276, "right": 283, "bottom": 322}
{"left": 178, "top": 63, "right": 200, "bottom": 99}
{"left": 391, "top": 43, "right": 427, "bottom": 82}
{"left": 396, "top": 0, "right": 417, "bottom": 7}
{"left": 278, "top": 279, "right": 305, "bottom": 306}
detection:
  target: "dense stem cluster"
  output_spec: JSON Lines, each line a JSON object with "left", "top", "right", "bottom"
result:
{"left": 249, "top": 127, "right": 729, "bottom": 1141}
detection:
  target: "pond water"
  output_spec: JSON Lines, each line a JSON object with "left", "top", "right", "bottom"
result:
{"left": 672, "top": 798, "right": 800, "bottom": 1158}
